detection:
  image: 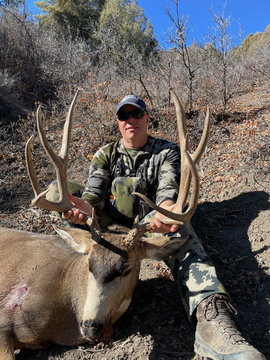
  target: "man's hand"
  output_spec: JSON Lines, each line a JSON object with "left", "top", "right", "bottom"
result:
{"left": 150, "top": 200, "right": 179, "bottom": 234}
{"left": 62, "top": 193, "right": 93, "bottom": 225}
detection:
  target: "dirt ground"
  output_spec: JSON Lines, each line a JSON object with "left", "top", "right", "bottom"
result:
{"left": 0, "top": 88, "right": 270, "bottom": 359}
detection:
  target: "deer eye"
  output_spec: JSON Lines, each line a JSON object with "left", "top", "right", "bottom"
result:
{"left": 103, "top": 269, "right": 122, "bottom": 284}
{"left": 122, "top": 269, "right": 132, "bottom": 277}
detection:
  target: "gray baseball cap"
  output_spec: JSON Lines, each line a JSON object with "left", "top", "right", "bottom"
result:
{"left": 116, "top": 95, "right": 148, "bottom": 114}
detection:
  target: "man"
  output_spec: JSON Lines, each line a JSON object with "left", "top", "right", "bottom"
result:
{"left": 59, "top": 95, "right": 265, "bottom": 359}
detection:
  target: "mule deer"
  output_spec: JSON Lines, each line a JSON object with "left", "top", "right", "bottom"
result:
{"left": 0, "top": 89, "right": 210, "bottom": 360}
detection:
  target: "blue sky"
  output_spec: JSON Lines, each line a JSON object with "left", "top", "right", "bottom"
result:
{"left": 137, "top": 0, "right": 270, "bottom": 47}
{"left": 26, "top": 0, "right": 270, "bottom": 48}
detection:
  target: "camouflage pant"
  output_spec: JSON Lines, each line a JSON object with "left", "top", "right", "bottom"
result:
{"left": 47, "top": 180, "right": 228, "bottom": 321}
{"left": 141, "top": 211, "right": 228, "bottom": 320}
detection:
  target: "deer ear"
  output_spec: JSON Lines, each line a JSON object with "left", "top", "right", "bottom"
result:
{"left": 140, "top": 235, "right": 189, "bottom": 261}
{"left": 55, "top": 227, "right": 92, "bottom": 254}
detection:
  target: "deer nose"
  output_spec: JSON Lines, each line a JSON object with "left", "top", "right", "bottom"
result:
{"left": 81, "top": 320, "right": 104, "bottom": 338}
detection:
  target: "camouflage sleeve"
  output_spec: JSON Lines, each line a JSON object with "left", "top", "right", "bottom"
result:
{"left": 155, "top": 145, "right": 180, "bottom": 205}
{"left": 81, "top": 146, "right": 112, "bottom": 209}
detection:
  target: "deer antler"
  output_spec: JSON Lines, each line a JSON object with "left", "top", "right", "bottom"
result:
{"left": 172, "top": 90, "right": 210, "bottom": 213}
{"left": 123, "top": 216, "right": 152, "bottom": 248}
{"left": 25, "top": 90, "right": 81, "bottom": 213}
{"left": 25, "top": 89, "right": 102, "bottom": 236}
{"left": 134, "top": 89, "right": 210, "bottom": 226}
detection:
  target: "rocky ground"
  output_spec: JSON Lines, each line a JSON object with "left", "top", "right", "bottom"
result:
{"left": 0, "top": 88, "right": 270, "bottom": 359}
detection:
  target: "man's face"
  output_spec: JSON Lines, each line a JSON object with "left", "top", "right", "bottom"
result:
{"left": 117, "top": 104, "right": 150, "bottom": 148}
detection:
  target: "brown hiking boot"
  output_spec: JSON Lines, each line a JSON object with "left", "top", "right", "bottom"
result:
{"left": 194, "top": 294, "right": 266, "bottom": 360}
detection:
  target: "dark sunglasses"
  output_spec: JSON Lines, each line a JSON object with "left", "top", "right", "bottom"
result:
{"left": 117, "top": 109, "right": 146, "bottom": 121}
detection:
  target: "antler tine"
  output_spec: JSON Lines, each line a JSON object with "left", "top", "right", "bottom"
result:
{"left": 123, "top": 216, "right": 152, "bottom": 248}
{"left": 171, "top": 89, "right": 193, "bottom": 212}
{"left": 26, "top": 90, "right": 81, "bottom": 213}
{"left": 25, "top": 135, "right": 42, "bottom": 197}
{"left": 175, "top": 134, "right": 192, "bottom": 213}
{"left": 59, "top": 89, "right": 80, "bottom": 159}
{"left": 192, "top": 105, "right": 211, "bottom": 164}
{"left": 170, "top": 89, "right": 191, "bottom": 153}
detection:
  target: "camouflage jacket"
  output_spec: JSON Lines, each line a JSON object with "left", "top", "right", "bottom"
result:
{"left": 82, "top": 135, "right": 180, "bottom": 223}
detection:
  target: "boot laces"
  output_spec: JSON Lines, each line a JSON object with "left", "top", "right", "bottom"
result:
{"left": 203, "top": 294, "right": 247, "bottom": 345}
{"left": 204, "top": 294, "right": 237, "bottom": 321}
